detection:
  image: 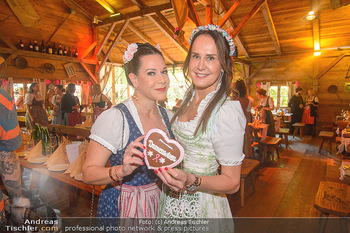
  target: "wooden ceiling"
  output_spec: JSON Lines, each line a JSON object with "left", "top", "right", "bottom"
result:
{"left": 69, "top": 0, "right": 350, "bottom": 65}
{"left": 1, "top": 0, "right": 350, "bottom": 67}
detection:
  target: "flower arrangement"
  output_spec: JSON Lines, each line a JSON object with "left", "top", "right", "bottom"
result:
{"left": 189, "top": 24, "right": 236, "bottom": 56}
{"left": 174, "top": 27, "right": 184, "bottom": 39}
{"left": 123, "top": 43, "right": 138, "bottom": 64}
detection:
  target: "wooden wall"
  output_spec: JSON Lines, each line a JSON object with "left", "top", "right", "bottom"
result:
{"left": 0, "top": 0, "right": 96, "bottom": 83}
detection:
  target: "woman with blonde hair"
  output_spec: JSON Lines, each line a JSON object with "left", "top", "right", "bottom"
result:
{"left": 91, "top": 83, "right": 112, "bottom": 122}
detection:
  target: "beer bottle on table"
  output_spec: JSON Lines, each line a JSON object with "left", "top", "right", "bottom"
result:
{"left": 41, "top": 127, "right": 49, "bottom": 156}
{"left": 33, "top": 123, "right": 41, "bottom": 145}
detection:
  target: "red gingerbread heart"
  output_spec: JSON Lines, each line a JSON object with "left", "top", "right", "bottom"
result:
{"left": 143, "top": 128, "right": 184, "bottom": 170}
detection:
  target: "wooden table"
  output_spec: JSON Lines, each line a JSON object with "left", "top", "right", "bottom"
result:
{"left": 20, "top": 157, "right": 103, "bottom": 206}
{"left": 314, "top": 181, "right": 350, "bottom": 232}
{"left": 318, "top": 131, "right": 335, "bottom": 154}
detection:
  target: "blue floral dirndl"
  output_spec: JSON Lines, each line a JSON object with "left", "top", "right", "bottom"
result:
{"left": 97, "top": 103, "right": 174, "bottom": 218}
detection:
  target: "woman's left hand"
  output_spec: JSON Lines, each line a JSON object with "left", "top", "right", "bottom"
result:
{"left": 155, "top": 167, "right": 192, "bottom": 192}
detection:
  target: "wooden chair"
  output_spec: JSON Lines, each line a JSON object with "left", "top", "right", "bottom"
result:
{"left": 240, "top": 159, "right": 260, "bottom": 207}
{"left": 260, "top": 137, "right": 282, "bottom": 163}
{"left": 276, "top": 127, "right": 290, "bottom": 149}
{"left": 318, "top": 131, "right": 335, "bottom": 154}
{"left": 248, "top": 125, "right": 262, "bottom": 160}
{"left": 314, "top": 181, "right": 350, "bottom": 233}
{"left": 292, "top": 122, "right": 306, "bottom": 139}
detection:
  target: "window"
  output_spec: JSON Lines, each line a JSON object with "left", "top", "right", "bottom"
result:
{"left": 269, "top": 85, "right": 289, "bottom": 108}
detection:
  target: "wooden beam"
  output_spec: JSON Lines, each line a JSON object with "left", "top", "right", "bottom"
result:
{"left": 248, "top": 58, "right": 269, "bottom": 80}
{"left": 0, "top": 32, "right": 17, "bottom": 51}
{"left": 47, "top": 14, "right": 71, "bottom": 45}
{"left": 148, "top": 15, "right": 188, "bottom": 55}
{"left": 127, "top": 22, "right": 175, "bottom": 64}
{"left": 97, "top": 21, "right": 117, "bottom": 56}
{"left": 130, "top": 0, "right": 146, "bottom": 9}
{"left": 218, "top": 0, "right": 241, "bottom": 27}
{"left": 186, "top": 17, "right": 197, "bottom": 28}
{"left": 5, "top": 51, "right": 19, "bottom": 64}
{"left": 233, "top": 57, "right": 250, "bottom": 65}
{"left": 205, "top": 0, "right": 213, "bottom": 25}
{"left": 81, "top": 41, "right": 97, "bottom": 59}
{"left": 96, "top": 3, "right": 173, "bottom": 27}
{"left": 97, "top": 19, "right": 130, "bottom": 74}
{"left": 96, "top": 0, "right": 116, "bottom": 13}
{"left": 0, "top": 47, "right": 98, "bottom": 64}
{"left": 261, "top": 3, "right": 282, "bottom": 55}
{"left": 80, "top": 61, "right": 97, "bottom": 83}
{"left": 217, "top": 0, "right": 250, "bottom": 58}
{"left": 315, "top": 54, "right": 345, "bottom": 80}
{"left": 187, "top": 0, "right": 202, "bottom": 26}
{"left": 312, "top": 0, "right": 320, "bottom": 51}
{"left": 231, "top": 0, "right": 266, "bottom": 38}
{"left": 65, "top": 0, "right": 93, "bottom": 19}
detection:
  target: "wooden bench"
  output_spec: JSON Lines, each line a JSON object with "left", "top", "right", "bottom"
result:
{"left": 314, "top": 181, "right": 350, "bottom": 233}
{"left": 318, "top": 131, "right": 335, "bottom": 154}
{"left": 240, "top": 159, "right": 260, "bottom": 207}
{"left": 276, "top": 127, "right": 290, "bottom": 149}
{"left": 292, "top": 122, "right": 306, "bottom": 139}
{"left": 260, "top": 137, "right": 282, "bottom": 163}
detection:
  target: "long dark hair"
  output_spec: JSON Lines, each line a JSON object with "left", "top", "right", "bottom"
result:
{"left": 124, "top": 43, "right": 164, "bottom": 87}
{"left": 28, "top": 82, "right": 38, "bottom": 93}
{"left": 234, "top": 79, "right": 248, "bottom": 98}
{"left": 171, "top": 30, "right": 234, "bottom": 135}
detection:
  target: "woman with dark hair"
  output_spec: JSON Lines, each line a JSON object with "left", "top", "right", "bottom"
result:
{"left": 24, "top": 82, "right": 48, "bottom": 130}
{"left": 155, "top": 25, "right": 245, "bottom": 228}
{"left": 91, "top": 83, "right": 112, "bottom": 123}
{"left": 60, "top": 83, "right": 82, "bottom": 126}
{"left": 83, "top": 43, "right": 173, "bottom": 218}
{"left": 254, "top": 88, "right": 275, "bottom": 137}
{"left": 51, "top": 85, "right": 64, "bottom": 125}
{"left": 234, "top": 79, "right": 252, "bottom": 157}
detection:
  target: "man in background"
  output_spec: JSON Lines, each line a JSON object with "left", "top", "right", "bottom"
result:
{"left": 0, "top": 83, "right": 29, "bottom": 230}
{"left": 288, "top": 87, "right": 304, "bottom": 134}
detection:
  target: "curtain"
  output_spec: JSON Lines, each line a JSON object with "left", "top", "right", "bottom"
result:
{"left": 171, "top": 0, "right": 189, "bottom": 44}
{"left": 80, "top": 82, "right": 90, "bottom": 106}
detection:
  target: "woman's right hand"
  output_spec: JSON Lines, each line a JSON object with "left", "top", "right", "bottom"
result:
{"left": 121, "top": 135, "right": 145, "bottom": 177}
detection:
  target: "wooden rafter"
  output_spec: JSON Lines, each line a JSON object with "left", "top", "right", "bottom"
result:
{"left": 81, "top": 41, "right": 97, "bottom": 59}
{"left": 65, "top": 0, "right": 93, "bottom": 19}
{"left": 218, "top": 0, "right": 241, "bottom": 27}
{"left": 248, "top": 58, "right": 269, "bottom": 80}
{"left": 0, "top": 32, "right": 17, "bottom": 50}
{"left": 187, "top": 0, "right": 202, "bottom": 26}
{"left": 205, "top": 0, "right": 213, "bottom": 25}
{"left": 97, "top": 19, "right": 130, "bottom": 74}
{"left": 80, "top": 62, "right": 97, "bottom": 83}
{"left": 217, "top": 0, "right": 250, "bottom": 58}
{"left": 261, "top": 3, "right": 282, "bottom": 55}
{"left": 315, "top": 54, "right": 345, "bottom": 80}
{"left": 231, "top": 0, "right": 266, "bottom": 38}
{"left": 130, "top": 0, "right": 146, "bottom": 9}
{"left": 233, "top": 57, "right": 250, "bottom": 65}
{"left": 97, "top": 21, "right": 117, "bottom": 56}
{"left": 148, "top": 15, "right": 188, "bottom": 55}
{"left": 96, "top": 3, "right": 172, "bottom": 27}
{"left": 47, "top": 14, "right": 72, "bottom": 45}
{"left": 5, "top": 51, "right": 19, "bottom": 64}
{"left": 312, "top": 0, "right": 320, "bottom": 52}
{"left": 127, "top": 22, "right": 175, "bottom": 64}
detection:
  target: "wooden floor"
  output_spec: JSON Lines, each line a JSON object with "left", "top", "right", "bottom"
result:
{"left": 22, "top": 134, "right": 348, "bottom": 227}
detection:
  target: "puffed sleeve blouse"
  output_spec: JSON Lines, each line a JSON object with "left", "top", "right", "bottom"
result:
{"left": 90, "top": 98, "right": 174, "bottom": 154}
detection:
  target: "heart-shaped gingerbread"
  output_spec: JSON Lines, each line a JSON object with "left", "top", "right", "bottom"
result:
{"left": 144, "top": 128, "right": 184, "bottom": 170}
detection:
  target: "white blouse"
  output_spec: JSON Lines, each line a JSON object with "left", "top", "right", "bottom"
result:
{"left": 174, "top": 87, "right": 246, "bottom": 166}
{"left": 90, "top": 98, "right": 174, "bottom": 154}
{"left": 25, "top": 93, "right": 44, "bottom": 105}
